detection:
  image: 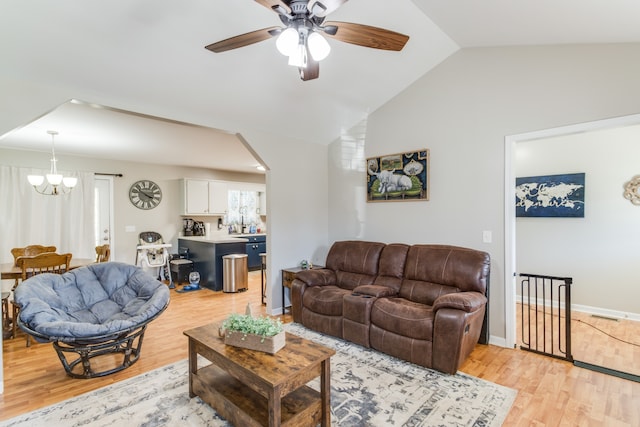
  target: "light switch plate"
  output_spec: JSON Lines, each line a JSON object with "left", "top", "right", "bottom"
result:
{"left": 482, "top": 230, "right": 492, "bottom": 243}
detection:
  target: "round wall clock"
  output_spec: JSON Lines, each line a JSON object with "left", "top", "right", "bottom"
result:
{"left": 129, "top": 180, "right": 162, "bottom": 210}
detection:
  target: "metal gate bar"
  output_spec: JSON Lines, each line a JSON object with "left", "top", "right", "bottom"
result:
{"left": 519, "top": 273, "right": 573, "bottom": 362}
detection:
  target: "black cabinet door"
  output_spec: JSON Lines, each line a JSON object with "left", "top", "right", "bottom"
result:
{"left": 246, "top": 242, "right": 267, "bottom": 270}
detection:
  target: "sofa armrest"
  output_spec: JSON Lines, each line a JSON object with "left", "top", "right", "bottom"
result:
{"left": 432, "top": 307, "right": 486, "bottom": 374}
{"left": 353, "top": 284, "right": 397, "bottom": 297}
{"left": 295, "top": 268, "right": 336, "bottom": 287}
{"left": 432, "top": 292, "right": 487, "bottom": 313}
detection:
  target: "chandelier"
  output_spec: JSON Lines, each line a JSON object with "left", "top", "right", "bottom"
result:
{"left": 27, "top": 130, "right": 78, "bottom": 196}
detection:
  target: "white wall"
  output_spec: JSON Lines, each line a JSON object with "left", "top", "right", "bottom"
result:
{"left": 328, "top": 44, "right": 640, "bottom": 342}
{"left": 516, "top": 124, "right": 640, "bottom": 316}
{"left": 240, "top": 129, "right": 329, "bottom": 313}
{"left": 328, "top": 118, "right": 368, "bottom": 246}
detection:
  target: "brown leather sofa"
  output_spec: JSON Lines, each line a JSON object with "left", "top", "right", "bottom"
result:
{"left": 291, "top": 240, "right": 490, "bottom": 374}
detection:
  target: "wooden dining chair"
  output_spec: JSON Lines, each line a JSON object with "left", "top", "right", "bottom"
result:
{"left": 95, "top": 244, "right": 111, "bottom": 263}
{"left": 11, "top": 245, "right": 57, "bottom": 266}
{"left": 12, "top": 252, "right": 72, "bottom": 346}
{"left": 10, "top": 245, "right": 58, "bottom": 295}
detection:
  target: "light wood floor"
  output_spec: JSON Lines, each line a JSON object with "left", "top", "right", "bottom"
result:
{"left": 2, "top": 274, "right": 639, "bottom": 426}
{"left": 518, "top": 302, "right": 640, "bottom": 378}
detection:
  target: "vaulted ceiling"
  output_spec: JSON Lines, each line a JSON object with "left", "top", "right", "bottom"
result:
{"left": 1, "top": 1, "right": 640, "bottom": 172}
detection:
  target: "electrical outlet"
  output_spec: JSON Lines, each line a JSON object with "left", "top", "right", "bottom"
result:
{"left": 482, "top": 230, "right": 492, "bottom": 243}
{"left": 125, "top": 225, "right": 136, "bottom": 233}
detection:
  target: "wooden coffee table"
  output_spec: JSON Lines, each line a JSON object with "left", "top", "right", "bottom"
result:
{"left": 184, "top": 324, "right": 335, "bottom": 426}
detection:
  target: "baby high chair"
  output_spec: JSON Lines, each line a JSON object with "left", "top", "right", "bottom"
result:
{"left": 135, "top": 231, "right": 174, "bottom": 288}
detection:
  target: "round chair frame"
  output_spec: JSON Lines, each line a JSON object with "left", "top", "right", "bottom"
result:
{"left": 18, "top": 301, "right": 168, "bottom": 379}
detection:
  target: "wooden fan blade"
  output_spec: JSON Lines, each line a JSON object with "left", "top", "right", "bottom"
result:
{"left": 254, "top": 0, "right": 291, "bottom": 14}
{"left": 324, "top": 21, "right": 409, "bottom": 51}
{"left": 205, "top": 27, "right": 280, "bottom": 53}
{"left": 299, "top": 57, "right": 319, "bottom": 81}
{"left": 307, "top": 0, "right": 348, "bottom": 17}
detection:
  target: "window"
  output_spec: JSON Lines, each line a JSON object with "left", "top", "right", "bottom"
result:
{"left": 227, "top": 190, "right": 259, "bottom": 229}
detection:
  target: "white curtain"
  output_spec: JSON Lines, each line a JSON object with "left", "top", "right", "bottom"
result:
{"left": 227, "top": 190, "right": 259, "bottom": 226}
{"left": 0, "top": 165, "right": 95, "bottom": 265}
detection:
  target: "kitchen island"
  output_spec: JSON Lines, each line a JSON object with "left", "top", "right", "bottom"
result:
{"left": 178, "top": 234, "right": 266, "bottom": 291}
{"left": 179, "top": 236, "right": 246, "bottom": 291}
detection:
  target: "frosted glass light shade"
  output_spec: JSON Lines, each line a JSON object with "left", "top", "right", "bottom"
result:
{"left": 307, "top": 32, "right": 330, "bottom": 61}
{"left": 288, "top": 44, "right": 307, "bottom": 67}
{"left": 276, "top": 28, "right": 298, "bottom": 56}
{"left": 28, "top": 175, "right": 45, "bottom": 186}
{"left": 46, "top": 173, "right": 63, "bottom": 186}
{"left": 63, "top": 176, "right": 78, "bottom": 188}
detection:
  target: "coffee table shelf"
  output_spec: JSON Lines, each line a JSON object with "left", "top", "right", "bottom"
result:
{"left": 193, "top": 364, "right": 321, "bottom": 426}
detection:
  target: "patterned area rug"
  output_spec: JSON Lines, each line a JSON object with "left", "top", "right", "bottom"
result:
{"left": 1, "top": 323, "right": 516, "bottom": 427}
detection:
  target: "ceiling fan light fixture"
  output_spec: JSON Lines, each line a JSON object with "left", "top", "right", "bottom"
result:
{"left": 307, "top": 31, "right": 330, "bottom": 61}
{"left": 288, "top": 43, "right": 308, "bottom": 68}
{"left": 205, "top": 1, "right": 409, "bottom": 81}
{"left": 276, "top": 27, "right": 298, "bottom": 56}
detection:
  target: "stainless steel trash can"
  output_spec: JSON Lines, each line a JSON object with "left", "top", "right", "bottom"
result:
{"left": 222, "top": 254, "right": 248, "bottom": 293}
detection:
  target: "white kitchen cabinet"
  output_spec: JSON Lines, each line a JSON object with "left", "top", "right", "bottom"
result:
{"left": 208, "top": 180, "right": 228, "bottom": 215}
{"left": 184, "top": 179, "right": 209, "bottom": 214}
{"left": 182, "top": 179, "right": 228, "bottom": 215}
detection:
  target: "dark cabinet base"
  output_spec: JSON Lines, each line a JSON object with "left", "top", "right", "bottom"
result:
{"left": 178, "top": 239, "right": 246, "bottom": 291}
{"left": 245, "top": 235, "right": 267, "bottom": 271}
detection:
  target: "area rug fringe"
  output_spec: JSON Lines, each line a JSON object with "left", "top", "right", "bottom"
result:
{"left": 0, "top": 323, "right": 516, "bottom": 427}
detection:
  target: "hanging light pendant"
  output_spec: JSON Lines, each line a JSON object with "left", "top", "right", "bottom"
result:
{"left": 27, "top": 130, "right": 78, "bottom": 196}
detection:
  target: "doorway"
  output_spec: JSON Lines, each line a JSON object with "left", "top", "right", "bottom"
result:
{"left": 94, "top": 176, "right": 114, "bottom": 257}
{"left": 505, "top": 113, "right": 640, "bottom": 381}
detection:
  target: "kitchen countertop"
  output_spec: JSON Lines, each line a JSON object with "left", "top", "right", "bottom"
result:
{"left": 178, "top": 234, "right": 266, "bottom": 244}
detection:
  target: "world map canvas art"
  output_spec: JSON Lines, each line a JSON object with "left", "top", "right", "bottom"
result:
{"left": 516, "top": 173, "right": 585, "bottom": 217}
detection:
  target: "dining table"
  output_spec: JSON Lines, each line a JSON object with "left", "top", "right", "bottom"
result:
{"left": 0, "top": 258, "right": 95, "bottom": 281}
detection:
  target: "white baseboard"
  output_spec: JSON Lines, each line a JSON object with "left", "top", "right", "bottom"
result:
{"left": 516, "top": 295, "right": 640, "bottom": 322}
{"left": 489, "top": 335, "right": 508, "bottom": 348}
{"left": 571, "top": 303, "right": 640, "bottom": 322}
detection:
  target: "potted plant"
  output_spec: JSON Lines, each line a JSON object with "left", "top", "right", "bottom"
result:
{"left": 220, "top": 312, "right": 285, "bottom": 354}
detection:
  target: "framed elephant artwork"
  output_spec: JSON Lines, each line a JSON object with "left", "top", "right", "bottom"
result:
{"left": 366, "top": 149, "right": 429, "bottom": 202}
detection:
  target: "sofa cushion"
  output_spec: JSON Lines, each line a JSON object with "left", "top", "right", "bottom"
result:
{"left": 335, "top": 271, "right": 376, "bottom": 290}
{"left": 326, "top": 241, "right": 385, "bottom": 290}
{"left": 353, "top": 284, "right": 397, "bottom": 297}
{"left": 370, "top": 297, "right": 433, "bottom": 341}
{"left": 372, "top": 243, "right": 409, "bottom": 293}
{"left": 401, "top": 245, "right": 490, "bottom": 305}
{"left": 399, "top": 279, "right": 459, "bottom": 306}
{"left": 302, "top": 285, "right": 351, "bottom": 316}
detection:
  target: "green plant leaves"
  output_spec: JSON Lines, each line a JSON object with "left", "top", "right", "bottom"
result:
{"left": 221, "top": 313, "right": 283, "bottom": 339}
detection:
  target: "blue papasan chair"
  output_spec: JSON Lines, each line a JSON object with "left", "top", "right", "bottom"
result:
{"left": 15, "top": 262, "right": 170, "bottom": 379}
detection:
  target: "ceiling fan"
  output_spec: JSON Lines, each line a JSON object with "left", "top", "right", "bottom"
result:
{"left": 205, "top": 0, "right": 410, "bottom": 81}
